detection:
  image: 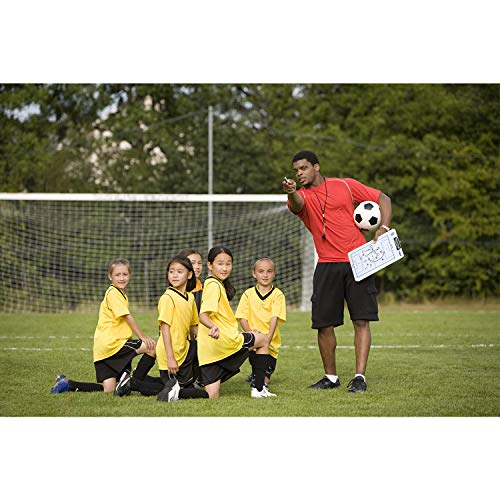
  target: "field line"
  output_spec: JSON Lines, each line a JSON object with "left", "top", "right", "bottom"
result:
{"left": 282, "top": 344, "right": 497, "bottom": 349}
{"left": 0, "top": 344, "right": 496, "bottom": 351}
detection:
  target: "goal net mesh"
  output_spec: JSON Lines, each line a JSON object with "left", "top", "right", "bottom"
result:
{"left": 0, "top": 194, "right": 314, "bottom": 313}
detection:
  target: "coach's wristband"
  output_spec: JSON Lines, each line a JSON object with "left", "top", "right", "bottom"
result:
{"left": 381, "top": 224, "right": 390, "bottom": 232}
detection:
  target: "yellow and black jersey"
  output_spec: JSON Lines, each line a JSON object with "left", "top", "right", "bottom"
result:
{"left": 197, "top": 276, "right": 243, "bottom": 365}
{"left": 235, "top": 286, "right": 287, "bottom": 359}
{"left": 93, "top": 285, "right": 132, "bottom": 362}
{"left": 156, "top": 287, "right": 199, "bottom": 371}
{"left": 192, "top": 278, "right": 203, "bottom": 312}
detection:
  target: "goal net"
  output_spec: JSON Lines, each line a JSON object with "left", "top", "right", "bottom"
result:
{"left": 0, "top": 193, "right": 315, "bottom": 313}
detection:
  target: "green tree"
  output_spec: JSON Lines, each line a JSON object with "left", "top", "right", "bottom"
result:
{"left": 1, "top": 83, "right": 499, "bottom": 300}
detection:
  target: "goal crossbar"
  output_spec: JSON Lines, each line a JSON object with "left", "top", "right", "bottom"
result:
{"left": 0, "top": 193, "right": 287, "bottom": 203}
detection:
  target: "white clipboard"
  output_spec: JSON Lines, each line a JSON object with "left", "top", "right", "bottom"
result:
{"left": 348, "top": 228, "right": 404, "bottom": 281}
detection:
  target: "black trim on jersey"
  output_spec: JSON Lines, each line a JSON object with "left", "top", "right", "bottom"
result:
{"left": 204, "top": 276, "right": 222, "bottom": 301}
{"left": 111, "top": 285, "right": 127, "bottom": 299}
{"left": 205, "top": 276, "right": 224, "bottom": 285}
{"left": 168, "top": 286, "right": 189, "bottom": 302}
{"left": 158, "top": 291, "right": 176, "bottom": 336}
{"left": 254, "top": 286, "right": 275, "bottom": 302}
{"left": 105, "top": 285, "right": 128, "bottom": 311}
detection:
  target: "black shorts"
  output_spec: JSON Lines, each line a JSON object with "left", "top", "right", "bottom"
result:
{"left": 94, "top": 339, "right": 142, "bottom": 383}
{"left": 160, "top": 339, "right": 198, "bottom": 388}
{"left": 199, "top": 332, "right": 255, "bottom": 386}
{"left": 311, "top": 262, "right": 379, "bottom": 329}
{"left": 248, "top": 350, "right": 277, "bottom": 378}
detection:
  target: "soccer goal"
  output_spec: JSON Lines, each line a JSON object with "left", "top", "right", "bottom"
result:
{"left": 0, "top": 193, "right": 315, "bottom": 313}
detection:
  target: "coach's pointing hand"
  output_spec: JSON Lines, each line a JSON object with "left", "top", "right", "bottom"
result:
{"left": 282, "top": 177, "right": 296, "bottom": 194}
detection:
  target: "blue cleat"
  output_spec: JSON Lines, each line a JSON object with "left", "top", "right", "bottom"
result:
{"left": 51, "top": 374, "right": 70, "bottom": 394}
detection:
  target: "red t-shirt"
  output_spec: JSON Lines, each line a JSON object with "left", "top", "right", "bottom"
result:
{"left": 288, "top": 178, "right": 381, "bottom": 263}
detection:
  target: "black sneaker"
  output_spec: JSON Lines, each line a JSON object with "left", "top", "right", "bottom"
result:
{"left": 308, "top": 376, "right": 341, "bottom": 389}
{"left": 114, "top": 372, "right": 131, "bottom": 397}
{"left": 347, "top": 376, "right": 367, "bottom": 393}
{"left": 157, "top": 378, "right": 180, "bottom": 402}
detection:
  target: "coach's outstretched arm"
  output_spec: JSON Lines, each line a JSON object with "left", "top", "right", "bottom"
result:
{"left": 282, "top": 178, "right": 304, "bottom": 214}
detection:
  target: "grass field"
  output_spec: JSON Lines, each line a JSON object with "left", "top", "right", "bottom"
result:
{"left": 1, "top": 305, "right": 499, "bottom": 417}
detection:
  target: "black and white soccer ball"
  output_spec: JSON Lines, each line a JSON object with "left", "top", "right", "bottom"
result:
{"left": 353, "top": 201, "right": 381, "bottom": 231}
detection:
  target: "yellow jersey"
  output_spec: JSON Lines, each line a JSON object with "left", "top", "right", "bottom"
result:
{"left": 93, "top": 285, "right": 132, "bottom": 362}
{"left": 156, "top": 287, "right": 199, "bottom": 370}
{"left": 235, "top": 286, "right": 286, "bottom": 359}
{"left": 197, "top": 277, "right": 244, "bottom": 365}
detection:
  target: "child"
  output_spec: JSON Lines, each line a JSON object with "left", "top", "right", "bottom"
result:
{"left": 197, "top": 246, "right": 276, "bottom": 399}
{"left": 235, "top": 257, "right": 286, "bottom": 391}
{"left": 155, "top": 255, "right": 209, "bottom": 402}
{"left": 51, "top": 258, "right": 163, "bottom": 396}
{"left": 177, "top": 248, "right": 204, "bottom": 387}
{"left": 178, "top": 248, "right": 204, "bottom": 312}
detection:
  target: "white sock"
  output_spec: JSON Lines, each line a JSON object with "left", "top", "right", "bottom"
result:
{"left": 325, "top": 374, "right": 338, "bottom": 383}
{"left": 355, "top": 373, "right": 366, "bottom": 381}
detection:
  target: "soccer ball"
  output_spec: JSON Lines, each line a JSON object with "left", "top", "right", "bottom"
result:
{"left": 353, "top": 201, "right": 381, "bottom": 231}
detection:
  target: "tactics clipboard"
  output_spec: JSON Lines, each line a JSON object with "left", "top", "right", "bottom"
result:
{"left": 348, "top": 228, "right": 404, "bottom": 282}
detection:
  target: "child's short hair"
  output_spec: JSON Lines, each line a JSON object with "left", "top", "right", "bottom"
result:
{"left": 166, "top": 255, "right": 197, "bottom": 292}
{"left": 108, "top": 258, "right": 131, "bottom": 275}
{"left": 253, "top": 256, "right": 275, "bottom": 271}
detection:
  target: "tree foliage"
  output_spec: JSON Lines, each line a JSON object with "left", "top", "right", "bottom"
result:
{"left": 1, "top": 83, "right": 499, "bottom": 300}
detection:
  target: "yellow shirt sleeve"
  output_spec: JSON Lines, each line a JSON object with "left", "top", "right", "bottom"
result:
{"left": 235, "top": 291, "right": 249, "bottom": 320}
{"left": 158, "top": 293, "right": 175, "bottom": 326}
{"left": 200, "top": 279, "right": 221, "bottom": 314}
{"left": 107, "top": 287, "right": 130, "bottom": 318}
{"left": 191, "top": 299, "right": 199, "bottom": 326}
{"left": 272, "top": 290, "right": 287, "bottom": 323}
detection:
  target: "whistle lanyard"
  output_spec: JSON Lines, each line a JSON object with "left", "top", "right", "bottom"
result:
{"left": 312, "top": 180, "right": 328, "bottom": 240}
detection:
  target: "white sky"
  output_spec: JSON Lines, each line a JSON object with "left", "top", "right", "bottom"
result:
{"left": 1, "top": 1, "right": 498, "bottom": 83}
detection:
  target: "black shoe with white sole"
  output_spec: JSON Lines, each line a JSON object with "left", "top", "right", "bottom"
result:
{"left": 157, "top": 378, "right": 180, "bottom": 402}
{"left": 308, "top": 376, "right": 341, "bottom": 389}
{"left": 347, "top": 376, "right": 367, "bottom": 393}
{"left": 114, "top": 372, "right": 131, "bottom": 397}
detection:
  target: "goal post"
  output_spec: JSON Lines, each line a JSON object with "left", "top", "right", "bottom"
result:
{"left": 0, "top": 193, "right": 315, "bottom": 313}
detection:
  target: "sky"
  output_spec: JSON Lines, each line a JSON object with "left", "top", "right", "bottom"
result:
{"left": 1, "top": 1, "right": 498, "bottom": 83}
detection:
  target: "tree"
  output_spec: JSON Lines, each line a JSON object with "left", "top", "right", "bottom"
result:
{"left": 1, "top": 83, "right": 499, "bottom": 299}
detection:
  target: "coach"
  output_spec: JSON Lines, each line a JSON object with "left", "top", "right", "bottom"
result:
{"left": 282, "top": 150, "right": 392, "bottom": 393}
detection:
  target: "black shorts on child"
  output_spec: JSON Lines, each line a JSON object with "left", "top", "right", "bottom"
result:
{"left": 160, "top": 338, "right": 198, "bottom": 388}
{"left": 94, "top": 339, "right": 142, "bottom": 382}
{"left": 200, "top": 332, "right": 255, "bottom": 386}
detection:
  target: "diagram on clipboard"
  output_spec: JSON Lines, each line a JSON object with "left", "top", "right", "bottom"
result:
{"left": 348, "top": 229, "right": 404, "bottom": 281}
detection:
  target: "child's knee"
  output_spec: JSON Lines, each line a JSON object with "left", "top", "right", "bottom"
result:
{"left": 102, "top": 378, "right": 116, "bottom": 393}
{"left": 204, "top": 382, "right": 220, "bottom": 399}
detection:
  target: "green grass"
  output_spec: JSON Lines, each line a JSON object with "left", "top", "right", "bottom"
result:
{"left": 1, "top": 305, "right": 499, "bottom": 417}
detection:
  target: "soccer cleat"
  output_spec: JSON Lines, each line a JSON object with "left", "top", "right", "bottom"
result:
{"left": 51, "top": 374, "right": 70, "bottom": 394}
{"left": 157, "top": 379, "right": 181, "bottom": 402}
{"left": 246, "top": 373, "right": 256, "bottom": 388}
{"left": 114, "top": 372, "right": 131, "bottom": 397}
{"left": 251, "top": 386, "right": 277, "bottom": 398}
{"left": 308, "top": 376, "right": 341, "bottom": 389}
{"left": 347, "top": 376, "right": 367, "bottom": 393}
